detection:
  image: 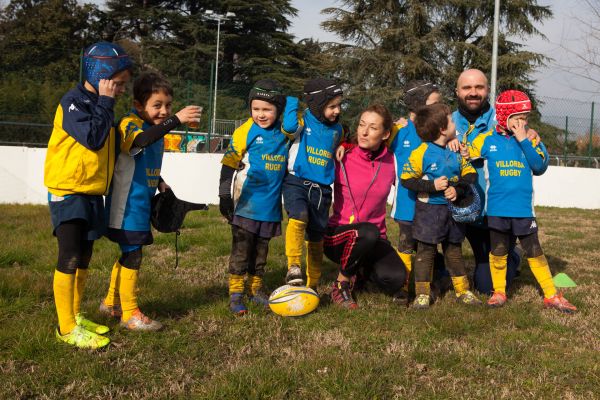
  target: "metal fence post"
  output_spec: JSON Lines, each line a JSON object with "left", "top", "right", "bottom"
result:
{"left": 589, "top": 101, "right": 595, "bottom": 167}
{"left": 207, "top": 61, "right": 214, "bottom": 153}
{"left": 563, "top": 116, "right": 568, "bottom": 166}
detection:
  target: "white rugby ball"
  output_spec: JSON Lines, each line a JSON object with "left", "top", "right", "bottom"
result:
{"left": 268, "top": 285, "right": 320, "bottom": 317}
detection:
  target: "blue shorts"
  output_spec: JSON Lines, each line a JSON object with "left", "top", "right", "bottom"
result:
{"left": 282, "top": 173, "right": 332, "bottom": 242}
{"left": 412, "top": 201, "right": 465, "bottom": 245}
{"left": 487, "top": 216, "right": 538, "bottom": 236}
{"left": 107, "top": 228, "right": 153, "bottom": 247}
{"left": 48, "top": 193, "right": 105, "bottom": 241}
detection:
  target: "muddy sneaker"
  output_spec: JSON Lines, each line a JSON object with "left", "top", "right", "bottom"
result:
{"left": 457, "top": 290, "right": 482, "bottom": 306}
{"left": 75, "top": 313, "right": 110, "bottom": 335}
{"left": 412, "top": 294, "right": 430, "bottom": 310}
{"left": 229, "top": 293, "right": 248, "bottom": 316}
{"left": 392, "top": 289, "right": 410, "bottom": 306}
{"left": 330, "top": 280, "right": 358, "bottom": 310}
{"left": 487, "top": 291, "right": 508, "bottom": 308}
{"left": 120, "top": 309, "right": 163, "bottom": 331}
{"left": 98, "top": 300, "right": 122, "bottom": 319}
{"left": 285, "top": 265, "right": 303, "bottom": 286}
{"left": 56, "top": 325, "right": 110, "bottom": 349}
{"left": 543, "top": 293, "right": 577, "bottom": 313}
{"left": 248, "top": 289, "right": 270, "bottom": 308}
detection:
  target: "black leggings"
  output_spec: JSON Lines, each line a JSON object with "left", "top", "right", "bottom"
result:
{"left": 324, "top": 223, "right": 406, "bottom": 296}
{"left": 229, "top": 225, "right": 270, "bottom": 276}
{"left": 414, "top": 241, "right": 465, "bottom": 282}
{"left": 490, "top": 230, "right": 543, "bottom": 258}
{"left": 55, "top": 220, "right": 93, "bottom": 274}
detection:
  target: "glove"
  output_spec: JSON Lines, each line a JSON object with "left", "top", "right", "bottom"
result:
{"left": 219, "top": 196, "right": 234, "bottom": 222}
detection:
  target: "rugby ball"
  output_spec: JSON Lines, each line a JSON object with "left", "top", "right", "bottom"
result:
{"left": 268, "top": 285, "right": 320, "bottom": 317}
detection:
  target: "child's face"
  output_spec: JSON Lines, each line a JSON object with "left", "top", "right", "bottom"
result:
{"left": 251, "top": 99, "right": 277, "bottom": 128}
{"left": 135, "top": 90, "right": 173, "bottom": 126}
{"left": 441, "top": 114, "right": 456, "bottom": 141}
{"left": 111, "top": 70, "right": 132, "bottom": 98}
{"left": 507, "top": 112, "right": 529, "bottom": 131}
{"left": 356, "top": 111, "right": 390, "bottom": 151}
{"left": 322, "top": 95, "right": 343, "bottom": 123}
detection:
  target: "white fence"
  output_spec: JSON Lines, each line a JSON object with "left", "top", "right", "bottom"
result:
{"left": 1, "top": 146, "right": 599, "bottom": 209}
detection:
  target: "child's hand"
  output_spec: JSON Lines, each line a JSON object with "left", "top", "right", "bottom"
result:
{"left": 527, "top": 128, "right": 540, "bottom": 143}
{"left": 459, "top": 143, "right": 470, "bottom": 159}
{"left": 158, "top": 181, "right": 171, "bottom": 193}
{"left": 219, "top": 196, "right": 234, "bottom": 223}
{"left": 176, "top": 106, "right": 203, "bottom": 125}
{"left": 434, "top": 176, "right": 449, "bottom": 191}
{"left": 509, "top": 118, "right": 528, "bottom": 141}
{"left": 394, "top": 117, "right": 408, "bottom": 128}
{"left": 447, "top": 138, "right": 460, "bottom": 152}
{"left": 98, "top": 79, "right": 117, "bottom": 98}
{"left": 444, "top": 186, "right": 457, "bottom": 202}
{"left": 336, "top": 145, "right": 346, "bottom": 161}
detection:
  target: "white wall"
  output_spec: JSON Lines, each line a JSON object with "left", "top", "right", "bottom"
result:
{"left": 2, "top": 146, "right": 599, "bottom": 209}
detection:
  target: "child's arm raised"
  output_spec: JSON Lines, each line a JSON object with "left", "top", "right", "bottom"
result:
{"left": 281, "top": 96, "right": 301, "bottom": 139}
{"left": 129, "top": 106, "right": 202, "bottom": 150}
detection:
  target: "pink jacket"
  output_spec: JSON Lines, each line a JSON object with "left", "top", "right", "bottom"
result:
{"left": 328, "top": 145, "right": 396, "bottom": 239}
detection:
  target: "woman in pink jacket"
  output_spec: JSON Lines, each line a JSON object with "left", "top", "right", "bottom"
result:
{"left": 324, "top": 104, "right": 407, "bottom": 309}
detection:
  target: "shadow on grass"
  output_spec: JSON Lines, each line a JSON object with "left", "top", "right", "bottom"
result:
{"left": 142, "top": 284, "right": 227, "bottom": 319}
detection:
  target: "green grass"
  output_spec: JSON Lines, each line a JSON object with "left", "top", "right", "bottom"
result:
{"left": 1, "top": 204, "right": 599, "bottom": 399}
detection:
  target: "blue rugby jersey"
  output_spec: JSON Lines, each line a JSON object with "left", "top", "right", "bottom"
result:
{"left": 287, "top": 109, "right": 344, "bottom": 186}
{"left": 388, "top": 120, "right": 421, "bottom": 222}
{"left": 221, "top": 98, "right": 297, "bottom": 222}
{"left": 452, "top": 107, "right": 496, "bottom": 219}
{"left": 106, "top": 110, "right": 164, "bottom": 233}
{"left": 401, "top": 142, "right": 476, "bottom": 205}
{"left": 469, "top": 130, "right": 549, "bottom": 218}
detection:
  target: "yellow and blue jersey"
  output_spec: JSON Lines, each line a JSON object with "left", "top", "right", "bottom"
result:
{"left": 388, "top": 120, "right": 421, "bottom": 222}
{"left": 401, "top": 142, "right": 476, "bottom": 205}
{"left": 106, "top": 111, "right": 165, "bottom": 234}
{"left": 469, "top": 130, "right": 549, "bottom": 218}
{"left": 287, "top": 109, "right": 344, "bottom": 186}
{"left": 44, "top": 84, "right": 116, "bottom": 196}
{"left": 222, "top": 102, "right": 295, "bottom": 222}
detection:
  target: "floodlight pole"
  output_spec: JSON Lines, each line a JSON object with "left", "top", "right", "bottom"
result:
{"left": 205, "top": 11, "right": 236, "bottom": 137}
{"left": 490, "top": 0, "right": 500, "bottom": 103}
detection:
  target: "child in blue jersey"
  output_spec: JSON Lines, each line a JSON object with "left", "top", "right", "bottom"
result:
{"left": 283, "top": 78, "right": 344, "bottom": 290}
{"left": 465, "top": 90, "right": 576, "bottom": 312}
{"left": 401, "top": 103, "right": 481, "bottom": 309}
{"left": 389, "top": 81, "right": 442, "bottom": 302}
{"left": 44, "top": 42, "right": 132, "bottom": 349}
{"left": 100, "top": 72, "right": 202, "bottom": 330}
{"left": 219, "top": 79, "right": 298, "bottom": 315}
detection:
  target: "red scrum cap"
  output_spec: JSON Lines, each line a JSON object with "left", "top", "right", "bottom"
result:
{"left": 495, "top": 90, "right": 531, "bottom": 130}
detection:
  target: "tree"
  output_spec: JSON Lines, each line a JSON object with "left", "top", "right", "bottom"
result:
{"left": 321, "top": 0, "right": 552, "bottom": 117}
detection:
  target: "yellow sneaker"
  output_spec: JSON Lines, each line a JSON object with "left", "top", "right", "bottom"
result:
{"left": 75, "top": 313, "right": 110, "bottom": 335}
{"left": 55, "top": 325, "right": 110, "bottom": 349}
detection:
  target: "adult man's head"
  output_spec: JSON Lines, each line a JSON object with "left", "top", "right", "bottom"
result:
{"left": 455, "top": 69, "right": 489, "bottom": 114}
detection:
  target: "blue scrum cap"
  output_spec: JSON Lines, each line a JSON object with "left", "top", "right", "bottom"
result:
{"left": 448, "top": 183, "right": 482, "bottom": 223}
{"left": 83, "top": 42, "right": 132, "bottom": 91}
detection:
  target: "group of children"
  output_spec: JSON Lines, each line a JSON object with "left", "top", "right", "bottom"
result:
{"left": 45, "top": 41, "right": 576, "bottom": 350}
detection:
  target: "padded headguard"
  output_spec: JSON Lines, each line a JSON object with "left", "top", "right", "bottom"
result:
{"left": 83, "top": 42, "right": 132, "bottom": 91}
{"left": 403, "top": 80, "right": 440, "bottom": 112}
{"left": 495, "top": 90, "right": 531, "bottom": 130}
{"left": 151, "top": 189, "right": 208, "bottom": 233}
{"left": 303, "top": 78, "right": 343, "bottom": 124}
{"left": 448, "top": 184, "right": 482, "bottom": 223}
{"left": 248, "top": 79, "right": 286, "bottom": 118}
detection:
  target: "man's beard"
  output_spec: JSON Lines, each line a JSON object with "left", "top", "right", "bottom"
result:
{"left": 458, "top": 95, "right": 485, "bottom": 112}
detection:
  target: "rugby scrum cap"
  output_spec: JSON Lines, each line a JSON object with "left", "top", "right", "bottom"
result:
{"left": 495, "top": 90, "right": 532, "bottom": 130}
{"left": 83, "top": 41, "right": 132, "bottom": 91}
{"left": 403, "top": 80, "right": 440, "bottom": 112}
{"left": 448, "top": 183, "right": 482, "bottom": 223}
{"left": 248, "top": 79, "right": 286, "bottom": 116}
{"left": 151, "top": 189, "right": 208, "bottom": 233}
{"left": 304, "top": 78, "right": 343, "bottom": 124}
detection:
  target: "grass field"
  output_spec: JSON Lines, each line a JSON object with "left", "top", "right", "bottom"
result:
{"left": 1, "top": 204, "right": 599, "bottom": 399}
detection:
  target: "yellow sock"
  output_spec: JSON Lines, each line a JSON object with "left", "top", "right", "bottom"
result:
{"left": 229, "top": 274, "right": 245, "bottom": 295}
{"left": 305, "top": 240, "right": 323, "bottom": 289}
{"left": 415, "top": 282, "right": 430, "bottom": 296}
{"left": 119, "top": 267, "right": 139, "bottom": 322}
{"left": 247, "top": 274, "right": 263, "bottom": 296}
{"left": 73, "top": 268, "right": 88, "bottom": 315}
{"left": 53, "top": 270, "right": 76, "bottom": 335}
{"left": 489, "top": 253, "right": 508, "bottom": 294}
{"left": 528, "top": 255, "right": 557, "bottom": 299}
{"left": 285, "top": 218, "right": 306, "bottom": 267}
{"left": 104, "top": 260, "right": 122, "bottom": 307}
{"left": 397, "top": 250, "right": 412, "bottom": 290}
{"left": 451, "top": 275, "right": 470, "bottom": 296}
